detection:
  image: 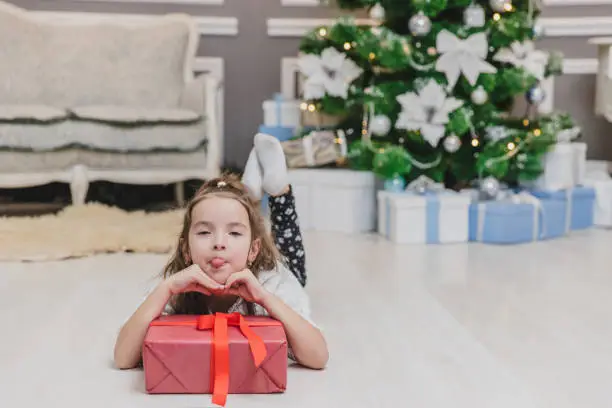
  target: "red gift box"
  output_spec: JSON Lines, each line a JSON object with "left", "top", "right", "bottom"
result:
{"left": 143, "top": 312, "right": 288, "bottom": 406}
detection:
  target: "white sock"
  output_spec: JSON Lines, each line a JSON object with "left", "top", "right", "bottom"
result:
{"left": 254, "top": 133, "right": 289, "bottom": 196}
{"left": 241, "top": 148, "right": 263, "bottom": 200}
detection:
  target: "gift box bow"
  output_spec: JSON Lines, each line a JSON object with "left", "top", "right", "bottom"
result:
{"left": 149, "top": 312, "right": 282, "bottom": 406}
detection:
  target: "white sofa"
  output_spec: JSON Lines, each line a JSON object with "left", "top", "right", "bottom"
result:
{"left": 0, "top": 1, "right": 223, "bottom": 205}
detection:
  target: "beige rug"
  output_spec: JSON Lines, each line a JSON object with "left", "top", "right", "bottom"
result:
{"left": 0, "top": 203, "right": 184, "bottom": 262}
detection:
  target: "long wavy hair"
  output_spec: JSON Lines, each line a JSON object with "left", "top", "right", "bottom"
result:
{"left": 162, "top": 173, "right": 279, "bottom": 315}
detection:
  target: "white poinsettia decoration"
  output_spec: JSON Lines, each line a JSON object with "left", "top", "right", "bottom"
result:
{"left": 435, "top": 30, "right": 497, "bottom": 88}
{"left": 493, "top": 40, "right": 549, "bottom": 80}
{"left": 297, "top": 47, "right": 363, "bottom": 100}
{"left": 395, "top": 79, "right": 464, "bottom": 147}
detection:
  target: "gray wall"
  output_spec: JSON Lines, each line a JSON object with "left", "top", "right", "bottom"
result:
{"left": 7, "top": 0, "right": 612, "bottom": 166}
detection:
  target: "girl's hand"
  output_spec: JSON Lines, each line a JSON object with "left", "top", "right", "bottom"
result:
{"left": 165, "top": 264, "right": 225, "bottom": 296}
{"left": 224, "top": 269, "right": 269, "bottom": 305}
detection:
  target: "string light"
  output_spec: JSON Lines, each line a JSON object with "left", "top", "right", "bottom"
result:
{"left": 507, "top": 142, "right": 516, "bottom": 150}
{"left": 503, "top": 3, "right": 513, "bottom": 11}
{"left": 522, "top": 119, "right": 530, "bottom": 126}
{"left": 300, "top": 102, "right": 308, "bottom": 111}
{"left": 369, "top": 52, "right": 376, "bottom": 60}
{"left": 427, "top": 47, "right": 437, "bottom": 56}
{"left": 533, "top": 128, "right": 542, "bottom": 136}
{"left": 471, "top": 138, "right": 480, "bottom": 147}
{"left": 493, "top": 13, "right": 501, "bottom": 21}
{"left": 318, "top": 28, "right": 327, "bottom": 37}
{"left": 307, "top": 104, "right": 316, "bottom": 112}
{"left": 343, "top": 42, "right": 352, "bottom": 50}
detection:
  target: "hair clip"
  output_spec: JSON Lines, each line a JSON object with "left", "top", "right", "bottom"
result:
{"left": 216, "top": 181, "right": 227, "bottom": 188}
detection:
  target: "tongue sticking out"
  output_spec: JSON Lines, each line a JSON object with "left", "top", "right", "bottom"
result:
{"left": 210, "top": 258, "right": 226, "bottom": 269}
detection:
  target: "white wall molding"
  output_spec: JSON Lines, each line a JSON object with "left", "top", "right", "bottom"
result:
{"left": 539, "top": 58, "right": 597, "bottom": 113}
{"left": 281, "top": 0, "right": 322, "bottom": 5}
{"left": 268, "top": 17, "right": 612, "bottom": 37}
{"left": 281, "top": 57, "right": 301, "bottom": 99}
{"left": 543, "top": 0, "right": 612, "bottom": 5}
{"left": 75, "top": 0, "right": 224, "bottom": 4}
{"left": 33, "top": 11, "right": 238, "bottom": 36}
{"left": 193, "top": 57, "right": 225, "bottom": 148}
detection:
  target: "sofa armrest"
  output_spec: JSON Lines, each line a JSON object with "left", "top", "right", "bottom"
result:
{"left": 181, "top": 74, "right": 223, "bottom": 177}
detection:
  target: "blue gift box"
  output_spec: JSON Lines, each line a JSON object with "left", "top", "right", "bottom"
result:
{"left": 530, "top": 187, "right": 595, "bottom": 231}
{"left": 468, "top": 194, "right": 567, "bottom": 244}
{"left": 257, "top": 125, "right": 295, "bottom": 142}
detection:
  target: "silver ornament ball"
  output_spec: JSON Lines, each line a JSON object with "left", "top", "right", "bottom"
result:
{"left": 369, "top": 4, "right": 385, "bottom": 22}
{"left": 480, "top": 176, "right": 500, "bottom": 199}
{"left": 489, "top": 0, "right": 510, "bottom": 12}
{"left": 471, "top": 86, "right": 488, "bottom": 105}
{"left": 443, "top": 134, "right": 462, "bottom": 153}
{"left": 370, "top": 114, "right": 392, "bottom": 136}
{"left": 526, "top": 85, "right": 546, "bottom": 104}
{"left": 464, "top": 3, "right": 485, "bottom": 28}
{"left": 409, "top": 12, "right": 431, "bottom": 37}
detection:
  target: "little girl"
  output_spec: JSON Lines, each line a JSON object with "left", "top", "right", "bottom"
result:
{"left": 114, "top": 133, "right": 328, "bottom": 371}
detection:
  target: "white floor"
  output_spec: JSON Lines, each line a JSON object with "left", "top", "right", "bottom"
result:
{"left": 2, "top": 229, "right": 612, "bottom": 408}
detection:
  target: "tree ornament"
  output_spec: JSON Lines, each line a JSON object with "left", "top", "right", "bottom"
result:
{"left": 480, "top": 176, "right": 500, "bottom": 199}
{"left": 464, "top": 3, "right": 485, "bottom": 28}
{"left": 384, "top": 174, "right": 406, "bottom": 192}
{"left": 370, "top": 114, "right": 392, "bottom": 136}
{"left": 489, "top": 0, "right": 511, "bottom": 12}
{"left": 526, "top": 84, "right": 546, "bottom": 104}
{"left": 443, "top": 134, "right": 462, "bottom": 153}
{"left": 471, "top": 86, "right": 488, "bottom": 105}
{"left": 369, "top": 3, "right": 385, "bottom": 23}
{"left": 395, "top": 79, "right": 464, "bottom": 147}
{"left": 493, "top": 41, "right": 548, "bottom": 81}
{"left": 435, "top": 30, "right": 497, "bottom": 88}
{"left": 297, "top": 48, "right": 364, "bottom": 100}
{"left": 409, "top": 12, "right": 431, "bottom": 37}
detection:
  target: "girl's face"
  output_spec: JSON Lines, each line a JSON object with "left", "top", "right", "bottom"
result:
{"left": 187, "top": 196, "right": 260, "bottom": 284}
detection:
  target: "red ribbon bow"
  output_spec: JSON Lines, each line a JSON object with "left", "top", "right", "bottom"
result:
{"left": 149, "top": 312, "right": 281, "bottom": 406}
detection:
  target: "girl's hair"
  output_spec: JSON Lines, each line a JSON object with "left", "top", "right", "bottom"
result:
{"left": 162, "top": 173, "right": 279, "bottom": 315}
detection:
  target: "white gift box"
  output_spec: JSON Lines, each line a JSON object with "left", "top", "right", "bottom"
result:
{"left": 572, "top": 142, "right": 587, "bottom": 186}
{"left": 584, "top": 172, "right": 612, "bottom": 227}
{"left": 527, "top": 142, "right": 575, "bottom": 191}
{"left": 288, "top": 169, "right": 376, "bottom": 233}
{"left": 377, "top": 191, "right": 471, "bottom": 244}
{"left": 262, "top": 95, "right": 301, "bottom": 128}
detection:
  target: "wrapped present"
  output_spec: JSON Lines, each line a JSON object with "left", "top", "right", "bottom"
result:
{"left": 572, "top": 142, "right": 587, "bottom": 186}
{"left": 584, "top": 172, "right": 612, "bottom": 227}
{"left": 524, "top": 142, "right": 575, "bottom": 191}
{"left": 301, "top": 110, "right": 344, "bottom": 128}
{"left": 257, "top": 125, "right": 295, "bottom": 142}
{"left": 289, "top": 168, "right": 376, "bottom": 233}
{"left": 377, "top": 177, "right": 471, "bottom": 244}
{"left": 281, "top": 129, "right": 347, "bottom": 168}
{"left": 262, "top": 93, "right": 301, "bottom": 128}
{"left": 467, "top": 191, "right": 567, "bottom": 244}
{"left": 144, "top": 313, "right": 287, "bottom": 406}
{"left": 530, "top": 186, "right": 595, "bottom": 231}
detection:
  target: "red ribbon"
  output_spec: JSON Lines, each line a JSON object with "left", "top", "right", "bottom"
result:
{"left": 149, "top": 312, "right": 281, "bottom": 406}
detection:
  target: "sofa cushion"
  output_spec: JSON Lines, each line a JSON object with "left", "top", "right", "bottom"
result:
{"left": 0, "top": 3, "right": 198, "bottom": 108}
{"left": 0, "top": 119, "right": 207, "bottom": 152}
{"left": 0, "top": 105, "right": 68, "bottom": 122}
{"left": 70, "top": 106, "right": 201, "bottom": 125}
{"left": 0, "top": 146, "right": 209, "bottom": 172}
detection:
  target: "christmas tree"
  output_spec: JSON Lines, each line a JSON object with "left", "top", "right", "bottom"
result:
{"left": 296, "top": 0, "right": 577, "bottom": 190}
